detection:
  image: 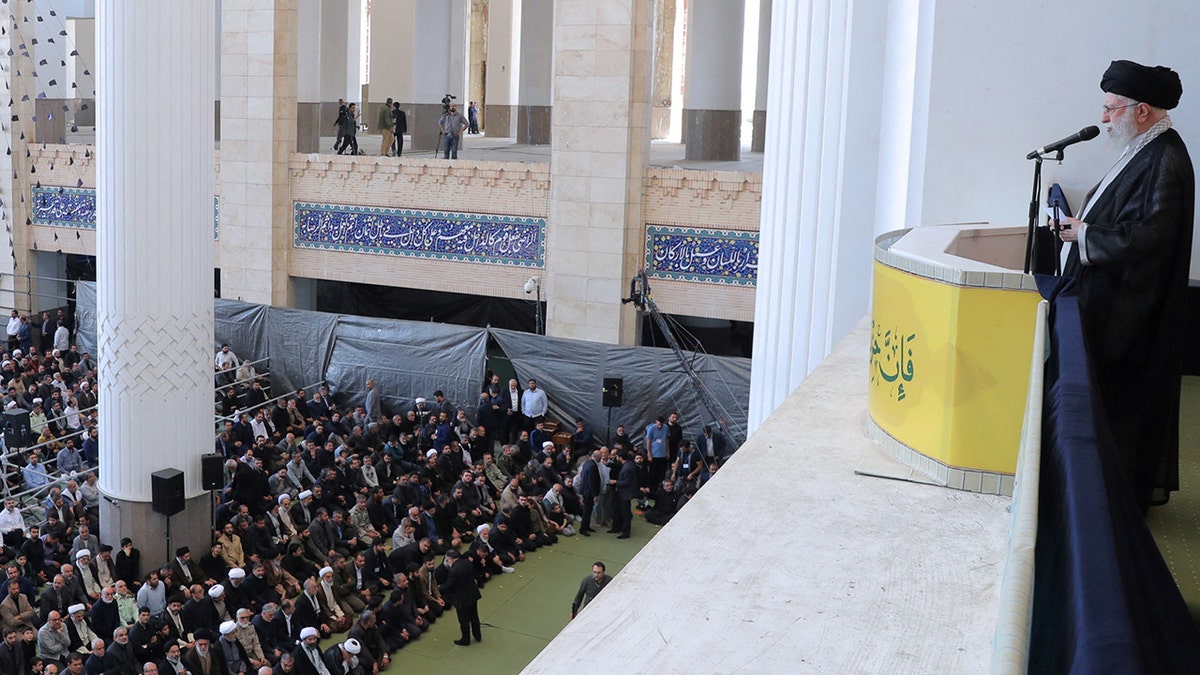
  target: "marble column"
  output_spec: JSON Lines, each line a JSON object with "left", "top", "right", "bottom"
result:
{"left": 412, "top": 0, "right": 468, "bottom": 152}
{"left": 682, "top": 0, "right": 744, "bottom": 161}
{"left": 650, "top": 0, "right": 676, "bottom": 139}
{"left": 544, "top": 0, "right": 652, "bottom": 344}
{"left": 95, "top": 1, "right": 215, "bottom": 555}
{"left": 748, "top": 0, "right": 872, "bottom": 431}
{"left": 219, "top": 0, "right": 299, "bottom": 307}
{"left": 517, "top": 0, "right": 553, "bottom": 145}
{"left": 750, "top": 0, "right": 771, "bottom": 153}
{"left": 485, "top": 0, "right": 519, "bottom": 137}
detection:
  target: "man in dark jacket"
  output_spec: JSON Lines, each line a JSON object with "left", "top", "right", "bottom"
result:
{"left": 577, "top": 450, "right": 602, "bottom": 536}
{"left": 437, "top": 550, "right": 481, "bottom": 646}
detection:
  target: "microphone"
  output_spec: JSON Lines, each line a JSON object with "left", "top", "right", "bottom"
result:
{"left": 1026, "top": 126, "right": 1100, "bottom": 159}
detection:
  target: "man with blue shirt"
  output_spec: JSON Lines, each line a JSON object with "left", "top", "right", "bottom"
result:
{"left": 644, "top": 417, "right": 669, "bottom": 486}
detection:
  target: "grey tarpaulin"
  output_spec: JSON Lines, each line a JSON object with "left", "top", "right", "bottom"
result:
{"left": 74, "top": 283, "right": 749, "bottom": 451}
{"left": 490, "top": 328, "right": 750, "bottom": 449}
{"left": 323, "top": 315, "right": 488, "bottom": 417}
{"left": 74, "top": 280, "right": 97, "bottom": 357}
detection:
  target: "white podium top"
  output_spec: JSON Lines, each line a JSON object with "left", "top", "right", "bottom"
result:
{"left": 876, "top": 223, "right": 1041, "bottom": 291}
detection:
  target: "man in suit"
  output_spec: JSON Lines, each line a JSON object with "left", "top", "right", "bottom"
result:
{"left": 577, "top": 449, "right": 603, "bottom": 537}
{"left": 0, "top": 627, "right": 25, "bottom": 675}
{"left": 611, "top": 451, "right": 637, "bottom": 539}
{"left": 270, "top": 599, "right": 303, "bottom": 656}
{"left": 437, "top": 549, "right": 481, "bottom": 646}
{"left": 695, "top": 425, "right": 727, "bottom": 462}
{"left": 169, "top": 547, "right": 206, "bottom": 593}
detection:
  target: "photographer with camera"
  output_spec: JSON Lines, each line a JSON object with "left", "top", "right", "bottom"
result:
{"left": 438, "top": 99, "right": 469, "bottom": 160}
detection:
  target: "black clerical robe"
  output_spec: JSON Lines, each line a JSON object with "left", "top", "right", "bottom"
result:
{"left": 1065, "top": 127, "right": 1195, "bottom": 509}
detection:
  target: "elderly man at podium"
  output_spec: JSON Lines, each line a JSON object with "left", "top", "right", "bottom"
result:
{"left": 1057, "top": 59, "right": 1195, "bottom": 513}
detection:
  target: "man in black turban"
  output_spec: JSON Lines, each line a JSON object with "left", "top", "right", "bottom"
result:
{"left": 1057, "top": 60, "right": 1194, "bottom": 512}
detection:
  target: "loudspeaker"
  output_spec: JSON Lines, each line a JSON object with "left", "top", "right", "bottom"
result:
{"left": 3, "top": 408, "right": 30, "bottom": 448}
{"left": 151, "top": 468, "right": 185, "bottom": 516}
{"left": 602, "top": 377, "right": 624, "bottom": 408}
{"left": 200, "top": 453, "right": 225, "bottom": 491}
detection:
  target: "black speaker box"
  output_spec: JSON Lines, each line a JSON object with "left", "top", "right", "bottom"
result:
{"left": 602, "top": 377, "right": 624, "bottom": 408}
{"left": 201, "top": 453, "right": 225, "bottom": 490}
{"left": 3, "top": 408, "right": 30, "bottom": 448}
{"left": 151, "top": 468, "right": 185, "bottom": 516}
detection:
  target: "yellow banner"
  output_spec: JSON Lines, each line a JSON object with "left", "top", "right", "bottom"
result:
{"left": 869, "top": 262, "right": 1039, "bottom": 474}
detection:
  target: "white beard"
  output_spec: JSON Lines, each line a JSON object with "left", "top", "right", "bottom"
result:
{"left": 1107, "top": 112, "right": 1139, "bottom": 151}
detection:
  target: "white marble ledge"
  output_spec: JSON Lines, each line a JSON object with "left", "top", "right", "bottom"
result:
{"left": 526, "top": 318, "right": 1009, "bottom": 674}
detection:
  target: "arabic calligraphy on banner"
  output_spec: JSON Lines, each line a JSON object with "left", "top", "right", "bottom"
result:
{"left": 644, "top": 225, "right": 758, "bottom": 286}
{"left": 32, "top": 186, "right": 96, "bottom": 229}
{"left": 32, "top": 186, "right": 222, "bottom": 239}
{"left": 870, "top": 320, "right": 916, "bottom": 401}
{"left": 292, "top": 202, "right": 545, "bottom": 267}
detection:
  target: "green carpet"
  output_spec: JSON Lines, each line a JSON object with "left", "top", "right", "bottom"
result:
{"left": 322, "top": 519, "right": 659, "bottom": 673}
{"left": 1148, "top": 376, "right": 1200, "bottom": 625}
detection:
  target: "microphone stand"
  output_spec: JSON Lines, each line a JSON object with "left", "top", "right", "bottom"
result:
{"left": 1023, "top": 149, "right": 1063, "bottom": 274}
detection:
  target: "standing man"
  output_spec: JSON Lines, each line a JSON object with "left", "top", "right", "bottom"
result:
{"left": 577, "top": 450, "right": 602, "bottom": 537}
{"left": 570, "top": 562, "right": 612, "bottom": 619}
{"left": 392, "top": 102, "right": 407, "bottom": 157}
{"left": 501, "top": 379, "right": 523, "bottom": 443}
{"left": 437, "top": 550, "right": 481, "bottom": 646}
{"left": 363, "top": 380, "right": 380, "bottom": 423}
{"left": 1057, "top": 60, "right": 1194, "bottom": 513}
{"left": 521, "top": 379, "right": 547, "bottom": 432}
{"left": 336, "top": 103, "right": 359, "bottom": 156}
{"left": 438, "top": 104, "right": 469, "bottom": 160}
{"left": 644, "top": 417, "right": 669, "bottom": 487}
{"left": 610, "top": 451, "right": 636, "bottom": 539}
{"left": 332, "top": 99, "right": 347, "bottom": 153}
{"left": 6, "top": 310, "right": 20, "bottom": 352}
{"left": 467, "top": 102, "right": 479, "bottom": 134}
{"left": 377, "top": 98, "right": 395, "bottom": 156}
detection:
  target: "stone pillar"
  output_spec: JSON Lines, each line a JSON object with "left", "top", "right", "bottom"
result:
{"left": 220, "top": 0, "right": 299, "bottom": 307}
{"left": 412, "top": 0, "right": 468, "bottom": 152}
{"left": 468, "top": 0, "right": 487, "bottom": 132}
{"left": 315, "top": 0, "right": 361, "bottom": 148}
{"left": 95, "top": 1, "right": 215, "bottom": 555}
{"left": 366, "top": 0, "right": 415, "bottom": 152}
{"left": 67, "top": 17, "right": 98, "bottom": 128}
{"left": 650, "top": 0, "right": 676, "bottom": 139}
{"left": 297, "top": 0, "right": 324, "bottom": 152}
{"left": 33, "top": 8, "right": 70, "bottom": 145}
{"left": 0, "top": 0, "right": 36, "bottom": 314}
{"left": 485, "top": 0, "right": 519, "bottom": 137}
{"left": 544, "top": 0, "right": 652, "bottom": 344}
{"left": 750, "top": 0, "right": 771, "bottom": 153}
{"left": 517, "top": 0, "right": 553, "bottom": 145}
{"left": 682, "top": 0, "right": 744, "bottom": 161}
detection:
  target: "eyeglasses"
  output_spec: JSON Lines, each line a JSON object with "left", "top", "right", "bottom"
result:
{"left": 1102, "top": 102, "right": 1139, "bottom": 114}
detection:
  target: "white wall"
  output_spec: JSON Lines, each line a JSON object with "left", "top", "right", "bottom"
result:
{"left": 916, "top": 0, "right": 1200, "bottom": 276}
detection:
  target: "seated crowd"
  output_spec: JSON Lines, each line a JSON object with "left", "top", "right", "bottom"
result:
{"left": 0, "top": 345, "right": 730, "bottom": 675}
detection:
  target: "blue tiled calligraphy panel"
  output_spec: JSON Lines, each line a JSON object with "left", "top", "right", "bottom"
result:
{"left": 31, "top": 186, "right": 221, "bottom": 240}
{"left": 293, "top": 202, "right": 546, "bottom": 267}
{"left": 32, "top": 186, "right": 95, "bottom": 229}
{"left": 645, "top": 225, "right": 758, "bottom": 286}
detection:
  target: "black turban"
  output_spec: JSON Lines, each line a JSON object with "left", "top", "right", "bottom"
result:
{"left": 1101, "top": 60, "right": 1182, "bottom": 110}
